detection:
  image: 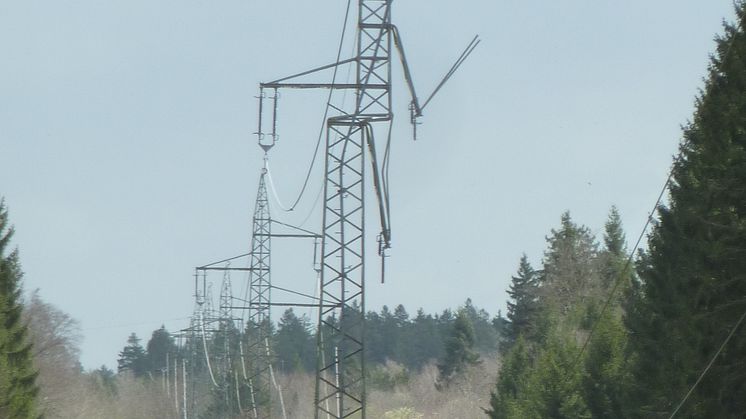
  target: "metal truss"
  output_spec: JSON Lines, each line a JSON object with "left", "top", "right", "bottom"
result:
{"left": 313, "top": 3, "right": 393, "bottom": 417}
{"left": 251, "top": 1, "right": 476, "bottom": 417}
{"left": 258, "top": 2, "right": 393, "bottom": 417}
{"left": 244, "top": 169, "right": 273, "bottom": 419}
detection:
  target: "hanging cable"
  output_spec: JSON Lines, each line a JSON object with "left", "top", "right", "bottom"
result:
{"left": 234, "top": 371, "right": 244, "bottom": 414}
{"left": 266, "top": 161, "right": 295, "bottom": 212}
{"left": 265, "top": 337, "right": 288, "bottom": 419}
{"left": 269, "top": 0, "right": 352, "bottom": 213}
{"left": 668, "top": 306, "right": 746, "bottom": 418}
{"left": 568, "top": 169, "right": 674, "bottom": 374}
{"left": 654, "top": 25, "right": 744, "bottom": 418}
{"left": 295, "top": 27, "right": 357, "bottom": 228}
{"left": 199, "top": 311, "right": 219, "bottom": 387}
{"left": 239, "top": 340, "right": 249, "bottom": 381}
{"left": 248, "top": 378, "right": 258, "bottom": 419}
{"left": 298, "top": 183, "right": 324, "bottom": 228}
{"left": 574, "top": 9, "right": 740, "bottom": 380}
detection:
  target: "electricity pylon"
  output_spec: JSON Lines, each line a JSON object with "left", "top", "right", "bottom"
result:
{"left": 312, "top": 3, "right": 394, "bottom": 416}
{"left": 259, "top": 3, "right": 394, "bottom": 415}
{"left": 244, "top": 167, "right": 273, "bottom": 419}
{"left": 186, "top": 166, "right": 276, "bottom": 418}
{"left": 257, "top": 1, "right": 477, "bottom": 416}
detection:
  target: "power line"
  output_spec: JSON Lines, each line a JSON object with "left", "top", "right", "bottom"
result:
{"left": 568, "top": 169, "right": 673, "bottom": 372}
{"left": 270, "top": 0, "right": 353, "bottom": 213}
{"left": 82, "top": 316, "right": 192, "bottom": 332}
{"left": 668, "top": 306, "right": 746, "bottom": 418}
{"left": 569, "top": 9, "right": 743, "bottom": 377}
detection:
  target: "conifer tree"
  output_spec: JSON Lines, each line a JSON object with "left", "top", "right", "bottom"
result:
{"left": 505, "top": 255, "right": 539, "bottom": 345}
{"left": 436, "top": 309, "right": 480, "bottom": 387}
{"left": 598, "top": 206, "right": 632, "bottom": 293}
{"left": 0, "top": 200, "right": 40, "bottom": 419}
{"left": 486, "top": 336, "right": 531, "bottom": 418}
{"left": 626, "top": 5, "right": 746, "bottom": 416}
{"left": 145, "top": 325, "right": 176, "bottom": 373}
{"left": 603, "top": 206, "right": 625, "bottom": 257}
{"left": 117, "top": 333, "right": 147, "bottom": 377}
{"left": 526, "top": 335, "right": 588, "bottom": 418}
{"left": 541, "top": 212, "right": 600, "bottom": 314}
{"left": 487, "top": 334, "right": 587, "bottom": 418}
{"left": 582, "top": 312, "right": 630, "bottom": 418}
{"left": 274, "top": 308, "right": 314, "bottom": 372}
{"left": 408, "top": 308, "right": 442, "bottom": 369}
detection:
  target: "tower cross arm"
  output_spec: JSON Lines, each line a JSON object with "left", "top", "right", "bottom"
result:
{"left": 261, "top": 57, "right": 358, "bottom": 88}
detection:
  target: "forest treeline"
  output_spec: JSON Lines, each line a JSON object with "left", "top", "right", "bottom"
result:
{"left": 3, "top": 3, "right": 746, "bottom": 418}
{"left": 114, "top": 300, "right": 507, "bottom": 417}
{"left": 117, "top": 300, "right": 506, "bottom": 378}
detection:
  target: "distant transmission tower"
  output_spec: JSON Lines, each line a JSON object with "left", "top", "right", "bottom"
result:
{"left": 258, "top": 1, "right": 478, "bottom": 416}
{"left": 244, "top": 166, "right": 273, "bottom": 419}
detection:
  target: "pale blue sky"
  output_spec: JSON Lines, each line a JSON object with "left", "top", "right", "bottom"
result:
{"left": 0, "top": 1, "right": 737, "bottom": 369}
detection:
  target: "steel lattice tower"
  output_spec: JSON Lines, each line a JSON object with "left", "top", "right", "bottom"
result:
{"left": 314, "top": 2, "right": 392, "bottom": 417}
{"left": 245, "top": 168, "right": 273, "bottom": 418}
{"left": 218, "top": 270, "right": 235, "bottom": 410}
{"left": 257, "top": 1, "right": 477, "bottom": 416}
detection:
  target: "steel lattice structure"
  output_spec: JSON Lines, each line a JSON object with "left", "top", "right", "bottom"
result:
{"left": 261, "top": 1, "right": 394, "bottom": 416}
{"left": 183, "top": 168, "right": 276, "bottom": 419}
{"left": 175, "top": 0, "right": 476, "bottom": 416}
{"left": 258, "top": 1, "right": 478, "bottom": 416}
{"left": 314, "top": 3, "right": 393, "bottom": 416}
{"left": 245, "top": 168, "right": 273, "bottom": 419}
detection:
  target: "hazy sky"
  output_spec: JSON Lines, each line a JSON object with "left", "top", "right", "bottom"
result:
{"left": 0, "top": 1, "right": 737, "bottom": 370}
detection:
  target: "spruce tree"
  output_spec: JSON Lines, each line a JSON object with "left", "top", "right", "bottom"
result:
{"left": 626, "top": 4, "right": 746, "bottom": 416}
{"left": 117, "top": 332, "right": 147, "bottom": 377}
{"left": 582, "top": 312, "right": 630, "bottom": 418}
{"left": 145, "top": 325, "right": 176, "bottom": 373}
{"left": 436, "top": 309, "right": 480, "bottom": 387}
{"left": 487, "top": 334, "right": 588, "bottom": 418}
{"left": 505, "top": 255, "right": 539, "bottom": 345}
{"left": 486, "top": 336, "right": 531, "bottom": 418}
{"left": 274, "top": 309, "right": 314, "bottom": 372}
{"left": 598, "top": 206, "right": 632, "bottom": 295}
{"left": 603, "top": 206, "right": 626, "bottom": 258}
{"left": 0, "top": 200, "right": 40, "bottom": 419}
{"left": 541, "top": 212, "right": 600, "bottom": 314}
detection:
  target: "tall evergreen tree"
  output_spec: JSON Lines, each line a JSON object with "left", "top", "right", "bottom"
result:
{"left": 436, "top": 309, "right": 480, "bottom": 387}
{"left": 525, "top": 335, "right": 588, "bottom": 418}
{"left": 582, "top": 312, "right": 630, "bottom": 418}
{"left": 487, "top": 334, "right": 588, "bottom": 418}
{"left": 626, "top": 5, "right": 746, "bottom": 416}
{"left": 117, "top": 333, "right": 147, "bottom": 377}
{"left": 274, "top": 308, "right": 314, "bottom": 372}
{"left": 598, "top": 206, "right": 632, "bottom": 294}
{"left": 486, "top": 336, "right": 532, "bottom": 418}
{"left": 505, "top": 255, "right": 539, "bottom": 345}
{"left": 542, "top": 212, "right": 600, "bottom": 315}
{"left": 0, "top": 200, "right": 40, "bottom": 419}
{"left": 407, "top": 308, "right": 443, "bottom": 369}
{"left": 145, "top": 325, "right": 176, "bottom": 373}
{"left": 462, "top": 298, "right": 500, "bottom": 352}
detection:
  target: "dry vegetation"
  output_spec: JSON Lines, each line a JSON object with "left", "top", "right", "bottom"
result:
{"left": 275, "top": 358, "right": 500, "bottom": 419}
{"left": 23, "top": 290, "right": 500, "bottom": 418}
{"left": 23, "top": 291, "right": 178, "bottom": 419}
